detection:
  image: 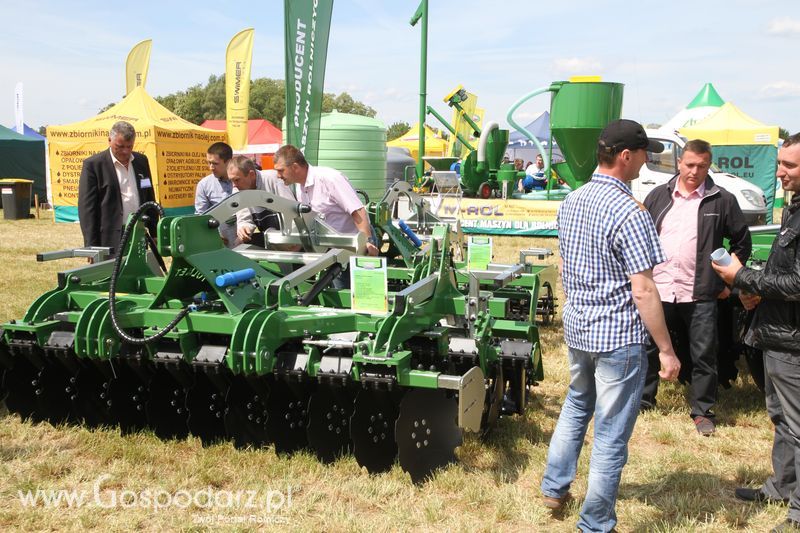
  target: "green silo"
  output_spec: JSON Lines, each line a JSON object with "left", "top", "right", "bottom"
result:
{"left": 282, "top": 112, "right": 387, "bottom": 203}
{"left": 549, "top": 80, "right": 624, "bottom": 189}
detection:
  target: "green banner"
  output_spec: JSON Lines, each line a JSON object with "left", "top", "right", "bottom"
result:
{"left": 284, "top": 0, "right": 334, "bottom": 165}
{"left": 713, "top": 144, "right": 777, "bottom": 223}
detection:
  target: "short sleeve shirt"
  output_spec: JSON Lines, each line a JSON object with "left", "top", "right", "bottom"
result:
{"left": 298, "top": 165, "right": 364, "bottom": 234}
{"left": 558, "top": 173, "right": 666, "bottom": 352}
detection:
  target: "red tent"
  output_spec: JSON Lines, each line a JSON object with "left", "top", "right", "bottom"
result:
{"left": 201, "top": 119, "right": 282, "bottom": 153}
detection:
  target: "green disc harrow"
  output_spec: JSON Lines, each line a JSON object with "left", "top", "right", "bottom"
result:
{"left": 0, "top": 184, "right": 557, "bottom": 482}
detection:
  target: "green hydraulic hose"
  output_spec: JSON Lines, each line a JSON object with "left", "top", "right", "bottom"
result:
{"left": 506, "top": 86, "right": 554, "bottom": 175}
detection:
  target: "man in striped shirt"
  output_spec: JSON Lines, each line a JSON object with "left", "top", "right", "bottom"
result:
{"left": 541, "top": 119, "right": 680, "bottom": 533}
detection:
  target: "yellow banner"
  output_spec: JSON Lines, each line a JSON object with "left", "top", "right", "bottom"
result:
{"left": 49, "top": 142, "right": 104, "bottom": 206}
{"left": 153, "top": 129, "right": 224, "bottom": 208}
{"left": 125, "top": 39, "right": 152, "bottom": 95}
{"left": 226, "top": 28, "right": 255, "bottom": 151}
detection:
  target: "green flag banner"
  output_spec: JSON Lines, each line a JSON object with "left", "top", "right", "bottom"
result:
{"left": 713, "top": 144, "right": 777, "bottom": 223}
{"left": 284, "top": 0, "right": 334, "bottom": 165}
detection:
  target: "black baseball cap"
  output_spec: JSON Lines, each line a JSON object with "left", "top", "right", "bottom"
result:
{"left": 598, "top": 119, "right": 664, "bottom": 154}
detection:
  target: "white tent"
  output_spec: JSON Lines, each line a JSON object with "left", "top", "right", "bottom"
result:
{"left": 659, "top": 83, "right": 725, "bottom": 134}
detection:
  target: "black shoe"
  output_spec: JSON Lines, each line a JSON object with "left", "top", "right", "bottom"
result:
{"left": 693, "top": 415, "right": 716, "bottom": 436}
{"left": 771, "top": 518, "right": 800, "bottom": 532}
{"left": 735, "top": 487, "right": 789, "bottom": 504}
{"left": 639, "top": 400, "right": 656, "bottom": 413}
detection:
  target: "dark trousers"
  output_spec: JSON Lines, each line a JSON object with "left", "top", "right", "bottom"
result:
{"left": 760, "top": 350, "right": 800, "bottom": 522}
{"left": 642, "top": 300, "right": 718, "bottom": 418}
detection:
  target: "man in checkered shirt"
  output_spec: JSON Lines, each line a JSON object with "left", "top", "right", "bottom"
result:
{"left": 540, "top": 119, "right": 681, "bottom": 533}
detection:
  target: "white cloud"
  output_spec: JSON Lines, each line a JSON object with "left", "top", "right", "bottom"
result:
{"left": 768, "top": 18, "right": 800, "bottom": 35}
{"left": 758, "top": 81, "right": 800, "bottom": 100}
{"left": 552, "top": 57, "right": 603, "bottom": 75}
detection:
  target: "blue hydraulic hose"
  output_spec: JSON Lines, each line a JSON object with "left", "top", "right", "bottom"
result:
{"left": 215, "top": 268, "right": 256, "bottom": 288}
{"left": 398, "top": 220, "right": 422, "bottom": 248}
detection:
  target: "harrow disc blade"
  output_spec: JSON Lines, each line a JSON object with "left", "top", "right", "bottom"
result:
{"left": 145, "top": 366, "right": 190, "bottom": 440}
{"left": 350, "top": 388, "right": 399, "bottom": 474}
{"left": 0, "top": 335, "right": 10, "bottom": 402}
{"left": 72, "top": 362, "right": 115, "bottom": 428}
{"left": 481, "top": 363, "right": 504, "bottom": 439}
{"left": 306, "top": 385, "right": 353, "bottom": 463}
{"left": 396, "top": 388, "right": 462, "bottom": 484}
{"left": 3, "top": 356, "right": 40, "bottom": 422}
{"left": 36, "top": 360, "right": 79, "bottom": 426}
{"left": 186, "top": 370, "right": 229, "bottom": 446}
{"left": 266, "top": 379, "right": 310, "bottom": 455}
{"left": 107, "top": 362, "right": 150, "bottom": 435}
{"left": 224, "top": 375, "right": 269, "bottom": 449}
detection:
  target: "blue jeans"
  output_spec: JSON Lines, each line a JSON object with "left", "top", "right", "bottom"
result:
{"left": 541, "top": 344, "right": 647, "bottom": 533}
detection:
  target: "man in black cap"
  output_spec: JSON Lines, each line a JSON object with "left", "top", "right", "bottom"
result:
{"left": 541, "top": 119, "right": 680, "bottom": 533}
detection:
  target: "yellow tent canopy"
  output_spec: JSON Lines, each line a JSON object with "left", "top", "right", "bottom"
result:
{"left": 680, "top": 102, "right": 779, "bottom": 145}
{"left": 48, "top": 86, "right": 227, "bottom": 221}
{"left": 387, "top": 122, "right": 447, "bottom": 159}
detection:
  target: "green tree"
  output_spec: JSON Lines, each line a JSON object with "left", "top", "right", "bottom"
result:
{"left": 144, "top": 75, "right": 375, "bottom": 126}
{"left": 780, "top": 127, "right": 791, "bottom": 140}
{"left": 249, "top": 77, "right": 286, "bottom": 125}
{"left": 387, "top": 121, "right": 410, "bottom": 141}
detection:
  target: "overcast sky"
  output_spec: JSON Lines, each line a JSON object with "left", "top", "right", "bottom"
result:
{"left": 1, "top": 0, "right": 798, "bottom": 134}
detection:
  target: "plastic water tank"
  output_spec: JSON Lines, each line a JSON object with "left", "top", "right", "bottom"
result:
{"left": 282, "top": 112, "right": 387, "bottom": 203}
{"left": 386, "top": 146, "right": 416, "bottom": 189}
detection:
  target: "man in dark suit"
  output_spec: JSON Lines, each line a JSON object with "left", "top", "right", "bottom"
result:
{"left": 78, "top": 121, "right": 155, "bottom": 255}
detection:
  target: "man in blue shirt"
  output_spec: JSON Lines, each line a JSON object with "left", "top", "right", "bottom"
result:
{"left": 541, "top": 119, "right": 680, "bottom": 533}
{"left": 195, "top": 142, "right": 236, "bottom": 247}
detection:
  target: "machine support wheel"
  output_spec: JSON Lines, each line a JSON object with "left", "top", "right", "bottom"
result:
{"left": 478, "top": 182, "right": 492, "bottom": 200}
{"left": 537, "top": 283, "right": 556, "bottom": 326}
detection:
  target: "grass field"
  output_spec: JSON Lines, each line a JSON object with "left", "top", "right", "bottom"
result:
{"left": 0, "top": 212, "right": 788, "bottom": 532}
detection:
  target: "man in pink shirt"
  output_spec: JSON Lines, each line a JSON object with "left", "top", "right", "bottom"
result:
{"left": 272, "top": 144, "right": 379, "bottom": 257}
{"left": 641, "top": 139, "right": 751, "bottom": 435}
{"left": 272, "top": 144, "right": 379, "bottom": 289}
